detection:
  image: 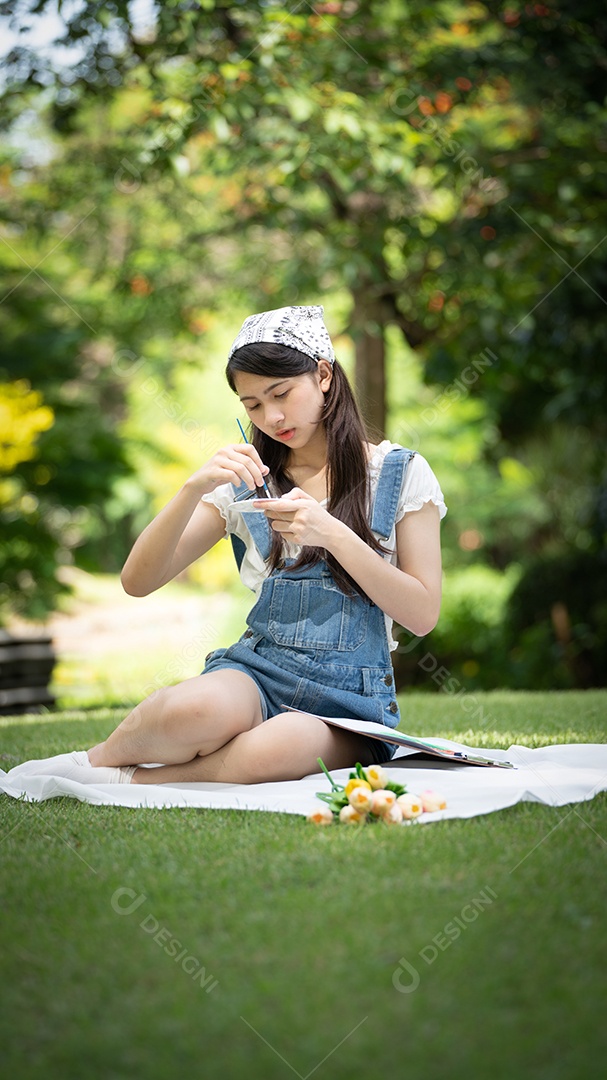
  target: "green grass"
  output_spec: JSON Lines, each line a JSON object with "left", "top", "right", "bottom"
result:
{"left": 1, "top": 691, "right": 606, "bottom": 1080}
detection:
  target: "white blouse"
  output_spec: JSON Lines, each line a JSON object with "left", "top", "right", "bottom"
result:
{"left": 201, "top": 440, "right": 447, "bottom": 651}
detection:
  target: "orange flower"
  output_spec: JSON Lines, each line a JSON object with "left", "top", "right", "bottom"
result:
{"left": 348, "top": 786, "right": 373, "bottom": 813}
{"left": 365, "top": 765, "right": 388, "bottom": 790}
{"left": 420, "top": 790, "right": 447, "bottom": 813}
{"left": 370, "top": 789, "right": 397, "bottom": 817}
{"left": 435, "top": 91, "right": 453, "bottom": 114}
{"left": 345, "top": 777, "right": 371, "bottom": 797}
{"left": 397, "top": 793, "right": 423, "bottom": 820}
{"left": 382, "top": 803, "right": 404, "bottom": 825}
{"left": 129, "top": 274, "right": 152, "bottom": 296}
{"left": 339, "top": 804, "right": 366, "bottom": 825}
{"left": 307, "top": 805, "right": 333, "bottom": 825}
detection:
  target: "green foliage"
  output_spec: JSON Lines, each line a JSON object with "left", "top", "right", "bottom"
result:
{"left": 0, "top": 380, "right": 57, "bottom": 619}
{"left": 505, "top": 551, "right": 607, "bottom": 689}
{"left": 0, "top": 276, "right": 132, "bottom": 618}
{"left": 0, "top": 1, "right": 605, "bottom": 684}
{"left": 434, "top": 562, "right": 521, "bottom": 657}
{"left": 393, "top": 563, "right": 518, "bottom": 692}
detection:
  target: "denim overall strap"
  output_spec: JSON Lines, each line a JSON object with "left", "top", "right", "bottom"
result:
{"left": 229, "top": 479, "right": 272, "bottom": 566}
{"left": 370, "top": 448, "right": 415, "bottom": 541}
{"left": 206, "top": 448, "right": 415, "bottom": 748}
{"left": 230, "top": 449, "right": 415, "bottom": 567}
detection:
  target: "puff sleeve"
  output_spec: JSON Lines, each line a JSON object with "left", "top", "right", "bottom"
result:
{"left": 395, "top": 453, "right": 447, "bottom": 523}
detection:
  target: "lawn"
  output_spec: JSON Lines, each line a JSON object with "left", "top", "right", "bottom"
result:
{"left": 1, "top": 690, "right": 606, "bottom": 1080}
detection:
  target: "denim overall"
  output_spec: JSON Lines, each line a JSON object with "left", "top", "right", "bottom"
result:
{"left": 202, "top": 448, "right": 415, "bottom": 763}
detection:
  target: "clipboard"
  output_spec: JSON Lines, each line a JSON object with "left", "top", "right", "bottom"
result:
{"left": 281, "top": 706, "right": 515, "bottom": 769}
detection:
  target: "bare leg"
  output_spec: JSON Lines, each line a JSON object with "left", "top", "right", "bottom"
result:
{"left": 88, "top": 670, "right": 264, "bottom": 768}
{"left": 132, "top": 711, "right": 377, "bottom": 785}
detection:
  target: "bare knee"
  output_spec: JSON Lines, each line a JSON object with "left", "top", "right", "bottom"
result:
{"left": 225, "top": 712, "right": 332, "bottom": 783}
{"left": 158, "top": 672, "right": 263, "bottom": 746}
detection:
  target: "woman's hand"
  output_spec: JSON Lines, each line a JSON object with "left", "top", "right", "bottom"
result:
{"left": 254, "top": 488, "right": 344, "bottom": 548}
{"left": 122, "top": 443, "right": 268, "bottom": 596}
{"left": 187, "top": 444, "right": 269, "bottom": 497}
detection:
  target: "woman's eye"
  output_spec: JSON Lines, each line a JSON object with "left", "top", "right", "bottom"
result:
{"left": 246, "top": 390, "right": 288, "bottom": 412}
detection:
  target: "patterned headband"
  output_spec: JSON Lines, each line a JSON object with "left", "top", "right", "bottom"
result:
{"left": 228, "top": 305, "right": 335, "bottom": 365}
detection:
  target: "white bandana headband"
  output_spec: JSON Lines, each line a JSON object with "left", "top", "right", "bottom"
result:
{"left": 228, "top": 305, "right": 335, "bottom": 365}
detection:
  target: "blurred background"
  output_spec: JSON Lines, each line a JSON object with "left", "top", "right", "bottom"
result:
{"left": 0, "top": 0, "right": 605, "bottom": 711}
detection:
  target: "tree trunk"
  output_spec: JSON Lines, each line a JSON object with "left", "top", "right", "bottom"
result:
{"left": 351, "top": 290, "right": 387, "bottom": 439}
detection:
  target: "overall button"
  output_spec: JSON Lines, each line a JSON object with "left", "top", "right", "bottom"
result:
{"left": 388, "top": 701, "right": 398, "bottom": 714}
{"left": 204, "top": 652, "right": 213, "bottom": 663}
{"left": 243, "top": 629, "right": 254, "bottom": 638}
{"left": 383, "top": 674, "right": 393, "bottom": 687}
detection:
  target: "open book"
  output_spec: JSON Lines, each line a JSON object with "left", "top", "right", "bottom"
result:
{"left": 282, "top": 706, "right": 515, "bottom": 769}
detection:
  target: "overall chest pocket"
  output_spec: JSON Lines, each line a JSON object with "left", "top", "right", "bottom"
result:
{"left": 267, "top": 574, "right": 369, "bottom": 651}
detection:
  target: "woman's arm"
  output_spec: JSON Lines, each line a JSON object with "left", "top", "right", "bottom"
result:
{"left": 121, "top": 443, "right": 269, "bottom": 597}
{"left": 326, "top": 500, "right": 442, "bottom": 636}
{"left": 121, "top": 483, "right": 226, "bottom": 597}
{"left": 259, "top": 492, "right": 442, "bottom": 636}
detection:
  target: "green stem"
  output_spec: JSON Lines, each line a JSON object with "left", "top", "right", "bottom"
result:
{"left": 317, "top": 757, "right": 340, "bottom": 791}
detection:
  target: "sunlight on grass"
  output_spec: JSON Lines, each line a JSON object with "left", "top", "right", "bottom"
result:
{"left": 43, "top": 569, "right": 251, "bottom": 708}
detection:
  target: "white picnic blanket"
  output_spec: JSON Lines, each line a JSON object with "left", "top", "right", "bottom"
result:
{"left": 1, "top": 739, "right": 606, "bottom": 823}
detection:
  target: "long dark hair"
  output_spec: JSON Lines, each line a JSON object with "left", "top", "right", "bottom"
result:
{"left": 226, "top": 342, "right": 390, "bottom": 597}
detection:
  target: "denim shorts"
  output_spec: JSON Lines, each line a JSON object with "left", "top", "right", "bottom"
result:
{"left": 202, "top": 637, "right": 397, "bottom": 765}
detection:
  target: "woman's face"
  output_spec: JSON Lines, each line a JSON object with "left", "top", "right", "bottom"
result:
{"left": 233, "top": 364, "right": 332, "bottom": 449}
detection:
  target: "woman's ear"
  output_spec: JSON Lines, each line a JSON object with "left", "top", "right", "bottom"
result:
{"left": 316, "top": 358, "right": 333, "bottom": 392}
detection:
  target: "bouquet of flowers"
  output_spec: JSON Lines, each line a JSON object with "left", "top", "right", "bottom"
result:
{"left": 308, "top": 759, "right": 447, "bottom": 826}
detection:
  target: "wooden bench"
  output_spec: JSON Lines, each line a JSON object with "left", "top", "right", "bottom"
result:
{"left": 0, "top": 631, "right": 56, "bottom": 714}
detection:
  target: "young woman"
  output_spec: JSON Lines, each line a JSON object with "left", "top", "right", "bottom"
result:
{"left": 10, "top": 306, "right": 446, "bottom": 786}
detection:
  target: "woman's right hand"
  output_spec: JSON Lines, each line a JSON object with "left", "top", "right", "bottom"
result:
{"left": 188, "top": 443, "right": 270, "bottom": 496}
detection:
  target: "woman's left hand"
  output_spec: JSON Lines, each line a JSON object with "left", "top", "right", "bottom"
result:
{"left": 253, "top": 488, "right": 343, "bottom": 548}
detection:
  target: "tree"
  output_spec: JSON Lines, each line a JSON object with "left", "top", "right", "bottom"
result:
{"left": 1, "top": 1, "right": 605, "bottom": 686}
{"left": 4, "top": 2, "right": 604, "bottom": 447}
{"left": 0, "top": 1, "right": 503, "bottom": 435}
